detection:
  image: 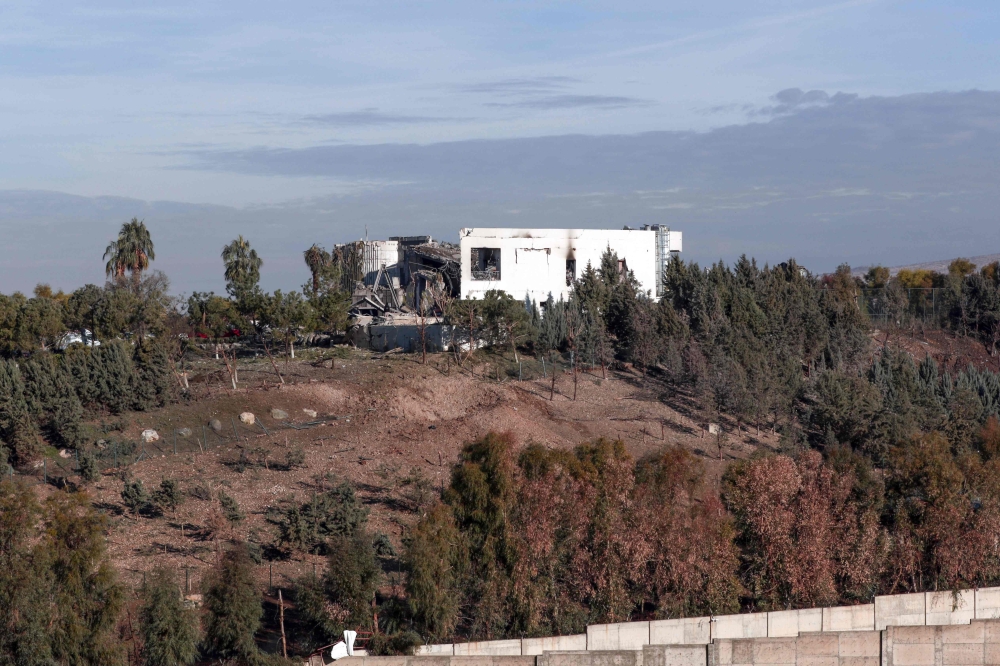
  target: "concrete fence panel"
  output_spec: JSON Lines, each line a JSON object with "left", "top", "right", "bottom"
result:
{"left": 521, "top": 635, "right": 587, "bottom": 656}
{"left": 876, "top": 594, "right": 926, "bottom": 630}
{"left": 822, "top": 605, "right": 875, "bottom": 633}
{"left": 416, "top": 645, "right": 456, "bottom": 656}
{"left": 977, "top": 588, "right": 1000, "bottom": 620}
{"left": 453, "top": 640, "right": 523, "bottom": 656}
{"left": 650, "top": 617, "right": 712, "bottom": 645}
{"left": 713, "top": 614, "right": 769, "bottom": 640}
{"left": 768, "top": 610, "right": 823, "bottom": 638}
{"left": 926, "top": 591, "right": 975, "bottom": 626}
{"left": 587, "top": 622, "right": 650, "bottom": 651}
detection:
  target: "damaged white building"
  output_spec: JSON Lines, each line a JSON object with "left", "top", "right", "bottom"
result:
{"left": 459, "top": 226, "right": 682, "bottom": 304}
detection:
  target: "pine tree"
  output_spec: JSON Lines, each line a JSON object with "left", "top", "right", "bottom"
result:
{"left": 202, "top": 545, "right": 263, "bottom": 660}
{"left": 90, "top": 340, "right": 136, "bottom": 414}
{"left": 325, "top": 531, "right": 382, "bottom": 629}
{"left": 140, "top": 567, "right": 199, "bottom": 666}
{"left": 218, "top": 490, "right": 244, "bottom": 525}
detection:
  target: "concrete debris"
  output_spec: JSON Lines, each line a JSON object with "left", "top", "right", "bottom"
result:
{"left": 270, "top": 409, "right": 288, "bottom": 420}
{"left": 209, "top": 419, "right": 223, "bottom": 432}
{"left": 239, "top": 412, "right": 255, "bottom": 425}
{"left": 303, "top": 409, "right": 318, "bottom": 418}
{"left": 708, "top": 423, "right": 721, "bottom": 435}
{"left": 141, "top": 429, "right": 160, "bottom": 443}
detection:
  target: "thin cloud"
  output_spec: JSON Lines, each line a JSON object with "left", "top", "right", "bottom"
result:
{"left": 301, "top": 108, "right": 463, "bottom": 127}
{"left": 453, "top": 76, "right": 579, "bottom": 96}
{"left": 487, "top": 95, "right": 650, "bottom": 110}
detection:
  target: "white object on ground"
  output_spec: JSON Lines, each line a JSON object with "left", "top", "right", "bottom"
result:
{"left": 141, "top": 429, "right": 159, "bottom": 443}
{"left": 239, "top": 412, "right": 255, "bottom": 425}
{"left": 303, "top": 409, "right": 318, "bottom": 418}
{"left": 329, "top": 630, "right": 358, "bottom": 661}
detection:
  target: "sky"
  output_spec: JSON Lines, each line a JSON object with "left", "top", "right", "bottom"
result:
{"left": 1, "top": 0, "right": 1000, "bottom": 294}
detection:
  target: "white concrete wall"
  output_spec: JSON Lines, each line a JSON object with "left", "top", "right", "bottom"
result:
{"left": 766, "top": 609, "right": 822, "bottom": 638}
{"left": 522, "top": 635, "right": 588, "bottom": 655}
{"left": 712, "top": 613, "right": 768, "bottom": 640}
{"left": 926, "top": 590, "right": 975, "bottom": 625}
{"left": 977, "top": 587, "right": 1000, "bottom": 620}
{"left": 650, "top": 617, "right": 712, "bottom": 645}
{"left": 822, "top": 605, "right": 875, "bottom": 632}
{"left": 415, "top": 643, "right": 455, "bottom": 655}
{"left": 453, "top": 640, "right": 523, "bottom": 656}
{"left": 587, "top": 621, "right": 650, "bottom": 651}
{"left": 876, "top": 594, "right": 926, "bottom": 630}
{"left": 459, "top": 228, "right": 662, "bottom": 304}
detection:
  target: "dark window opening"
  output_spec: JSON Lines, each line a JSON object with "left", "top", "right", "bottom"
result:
{"left": 471, "top": 247, "right": 501, "bottom": 280}
{"left": 566, "top": 259, "right": 576, "bottom": 287}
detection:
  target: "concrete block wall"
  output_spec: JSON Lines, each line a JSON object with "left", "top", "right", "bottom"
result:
{"left": 883, "top": 621, "right": 1000, "bottom": 666}
{"left": 416, "top": 586, "right": 1000, "bottom": 657}
{"left": 644, "top": 644, "right": 711, "bottom": 666}
{"left": 710, "top": 631, "right": 880, "bottom": 666}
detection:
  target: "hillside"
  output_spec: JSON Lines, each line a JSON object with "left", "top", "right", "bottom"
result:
{"left": 36, "top": 348, "right": 772, "bottom": 595}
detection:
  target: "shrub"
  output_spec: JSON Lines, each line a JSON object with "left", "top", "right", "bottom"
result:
{"left": 367, "top": 630, "right": 422, "bottom": 656}
{"left": 218, "top": 490, "right": 244, "bottom": 525}
{"left": 121, "top": 477, "right": 149, "bottom": 516}
{"left": 79, "top": 452, "right": 101, "bottom": 483}
{"left": 373, "top": 532, "right": 397, "bottom": 558}
{"left": 325, "top": 532, "right": 381, "bottom": 630}
{"left": 285, "top": 448, "right": 306, "bottom": 470}
{"left": 151, "top": 479, "right": 183, "bottom": 514}
{"left": 279, "top": 482, "right": 368, "bottom": 553}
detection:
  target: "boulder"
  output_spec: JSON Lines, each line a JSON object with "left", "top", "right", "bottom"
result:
{"left": 176, "top": 427, "right": 192, "bottom": 438}
{"left": 302, "top": 409, "right": 318, "bottom": 418}
{"left": 59, "top": 449, "right": 72, "bottom": 459}
{"left": 239, "top": 412, "right": 255, "bottom": 425}
{"left": 271, "top": 408, "right": 288, "bottom": 420}
{"left": 209, "top": 419, "right": 223, "bottom": 432}
{"left": 141, "top": 429, "right": 159, "bottom": 443}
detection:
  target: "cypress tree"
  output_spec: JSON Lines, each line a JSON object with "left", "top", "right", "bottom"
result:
{"left": 21, "top": 353, "right": 85, "bottom": 448}
{"left": 0, "top": 359, "right": 40, "bottom": 466}
{"left": 202, "top": 545, "right": 263, "bottom": 660}
{"left": 90, "top": 340, "right": 136, "bottom": 414}
{"left": 133, "top": 339, "right": 173, "bottom": 411}
{"left": 140, "top": 567, "right": 199, "bottom": 666}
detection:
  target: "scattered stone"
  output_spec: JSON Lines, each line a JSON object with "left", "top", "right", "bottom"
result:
{"left": 239, "top": 412, "right": 255, "bottom": 425}
{"left": 271, "top": 408, "right": 288, "bottom": 420}
{"left": 302, "top": 409, "right": 318, "bottom": 418}
{"left": 176, "top": 427, "right": 192, "bottom": 438}
{"left": 141, "top": 429, "right": 160, "bottom": 443}
{"left": 59, "top": 449, "right": 72, "bottom": 459}
{"left": 708, "top": 423, "right": 721, "bottom": 435}
{"left": 96, "top": 439, "right": 107, "bottom": 449}
{"left": 322, "top": 360, "right": 333, "bottom": 369}
{"left": 209, "top": 419, "right": 223, "bottom": 432}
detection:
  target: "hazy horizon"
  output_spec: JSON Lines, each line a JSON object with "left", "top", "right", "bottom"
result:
{"left": 2, "top": 1, "right": 999, "bottom": 294}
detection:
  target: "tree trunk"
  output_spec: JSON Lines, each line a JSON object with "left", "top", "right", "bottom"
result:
{"left": 262, "top": 340, "right": 285, "bottom": 384}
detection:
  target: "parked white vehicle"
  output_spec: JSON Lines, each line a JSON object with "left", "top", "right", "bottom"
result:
{"left": 56, "top": 329, "right": 101, "bottom": 350}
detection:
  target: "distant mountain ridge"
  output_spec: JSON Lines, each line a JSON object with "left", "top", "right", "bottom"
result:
{"left": 852, "top": 252, "right": 1000, "bottom": 278}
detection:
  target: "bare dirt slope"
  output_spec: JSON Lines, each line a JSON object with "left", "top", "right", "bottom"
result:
{"left": 56, "top": 350, "right": 776, "bottom": 594}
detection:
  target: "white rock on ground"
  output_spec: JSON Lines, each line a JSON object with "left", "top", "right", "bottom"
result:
{"left": 239, "top": 412, "right": 255, "bottom": 425}
{"left": 303, "top": 409, "right": 318, "bottom": 418}
{"left": 209, "top": 419, "right": 223, "bottom": 432}
{"left": 59, "top": 449, "right": 72, "bottom": 458}
{"left": 141, "top": 429, "right": 159, "bottom": 443}
{"left": 271, "top": 408, "right": 288, "bottom": 420}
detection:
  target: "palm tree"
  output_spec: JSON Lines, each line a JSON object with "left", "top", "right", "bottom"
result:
{"left": 104, "top": 218, "right": 155, "bottom": 282}
{"left": 303, "top": 244, "right": 330, "bottom": 296}
{"left": 222, "top": 236, "right": 263, "bottom": 300}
